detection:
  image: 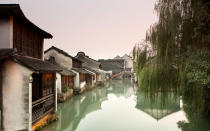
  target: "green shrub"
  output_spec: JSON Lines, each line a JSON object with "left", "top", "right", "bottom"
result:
{"left": 62, "top": 85, "right": 69, "bottom": 93}
{"left": 181, "top": 49, "right": 210, "bottom": 115}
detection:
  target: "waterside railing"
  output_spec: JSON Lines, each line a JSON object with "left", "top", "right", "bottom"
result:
{"left": 32, "top": 94, "right": 55, "bottom": 124}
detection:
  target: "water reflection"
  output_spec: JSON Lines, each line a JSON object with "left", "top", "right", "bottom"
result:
{"left": 43, "top": 86, "right": 108, "bottom": 131}
{"left": 135, "top": 92, "right": 180, "bottom": 120}
{"left": 41, "top": 80, "right": 209, "bottom": 131}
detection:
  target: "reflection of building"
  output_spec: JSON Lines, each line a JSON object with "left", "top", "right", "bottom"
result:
{"left": 41, "top": 80, "right": 137, "bottom": 131}
{"left": 107, "top": 80, "right": 136, "bottom": 97}
{"left": 54, "top": 87, "right": 108, "bottom": 131}
{"left": 135, "top": 92, "right": 180, "bottom": 120}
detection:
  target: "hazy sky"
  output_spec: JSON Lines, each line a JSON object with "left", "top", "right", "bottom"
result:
{"left": 1, "top": 0, "right": 157, "bottom": 59}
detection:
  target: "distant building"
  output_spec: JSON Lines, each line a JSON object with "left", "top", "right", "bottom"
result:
{"left": 75, "top": 51, "right": 110, "bottom": 82}
{"left": 44, "top": 46, "right": 95, "bottom": 93}
{"left": 98, "top": 59, "right": 125, "bottom": 75}
{"left": 114, "top": 54, "right": 133, "bottom": 72}
{"left": 45, "top": 55, "right": 76, "bottom": 102}
{"left": 76, "top": 52, "right": 101, "bottom": 69}
{"left": 0, "top": 4, "right": 59, "bottom": 131}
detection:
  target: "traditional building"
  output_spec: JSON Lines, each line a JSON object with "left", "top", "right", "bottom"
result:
{"left": 76, "top": 52, "right": 101, "bottom": 69}
{"left": 0, "top": 4, "right": 59, "bottom": 131}
{"left": 98, "top": 59, "right": 125, "bottom": 75}
{"left": 71, "top": 57, "right": 95, "bottom": 93}
{"left": 114, "top": 54, "right": 133, "bottom": 72}
{"left": 46, "top": 58, "right": 76, "bottom": 102}
{"left": 75, "top": 52, "right": 110, "bottom": 82}
{"left": 44, "top": 46, "right": 94, "bottom": 94}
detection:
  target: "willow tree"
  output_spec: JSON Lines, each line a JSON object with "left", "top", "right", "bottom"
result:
{"left": 134, "top": 0, "right": 210, "bottom": 116}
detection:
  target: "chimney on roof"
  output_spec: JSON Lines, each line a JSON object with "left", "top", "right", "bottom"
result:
{"left": 77, "top": 52, "right": 85, "bottom": 56}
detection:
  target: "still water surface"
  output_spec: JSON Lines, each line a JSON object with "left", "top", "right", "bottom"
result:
{"left": 41, "top": 80, "right": 207, "bottom": 131}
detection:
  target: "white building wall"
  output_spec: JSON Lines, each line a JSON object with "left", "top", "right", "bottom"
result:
{"left": 80, "top": 81, "right": 86, "bottom": 89}
{"left": 126, "top": 59, "right": 133, "bottom": 71}
{"left": 97, "top": 69, "right": 107, "bottom": 82}
{"left": 1, "top": 59, "right": 32, "bottom": 131}
{"left": 72, "top": 70, "right": 80, "bottom": 88}
{"left": 93, "top": 74, "right": 96, "bottom": 84}
{"left": 44, "top": 50, "right": 73, "bottom": 70}
{"left": 98, "top": 74, "right": 102, "bottom": 82}
{"left": 0, "top": 17, "right": 13, "bottom": 48}
{"left": 122, "top": 55, "right": 133, "bottom": 72}
{"left": 56, "top": 73, "right": 62, "bottom": 94}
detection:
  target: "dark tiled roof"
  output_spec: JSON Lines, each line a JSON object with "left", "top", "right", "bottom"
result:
{"left": 45, "top": 46, "right": 81, "bottom": 63}
{"left": 0, "top": 4, "right": 52, "bottom": 38}
{"left": 56, "top": 65, "right": 76, "bottom": 76}
{"left": 0, "top": 48, "right": 16, "bottom": 60}
{"left": 83, "top": 66, "right": 100, "bottom": 74}
{"left": 84, "top": 69, "right": 96, "bottom": 76}
{"left": 60, "top": 68, "right": 76, "bottom": 76}
{"left": 99, "top": 59, "right": 125, "bottom": 68}
{"left": 72, "top": 68, "right": 93, "bottom": 75}
{"left": 75, "top": 52, "right": 101, "bottom": 69}
{"left": 98, "top": 59, "right": 124, "bottom": 73}
{"left": 99, "top": 59, "right": 125, "bottom": 62}
{"left": 13, "top": 55, "right": 61, "bottom": 72}
{"left": 44, "top": 59, "right": 76, "bottom": 76}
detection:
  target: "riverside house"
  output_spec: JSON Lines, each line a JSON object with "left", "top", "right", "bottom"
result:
{"left": 114, "top": 54, "right": 134, "bottom": 72}
{"left": 0, "top": 4, "right": 60, "bottom": 131}
{"left": 46, "top": 56, "right": 76, "bottom": 102}
{"left": 44, "top": 46, "right": 94, "bottom": 94}
{"left": 98, "top": 59, "right": 125, "bottom": 75}
{"left": 75, "top": 52, "right": 111, "bottom": 82}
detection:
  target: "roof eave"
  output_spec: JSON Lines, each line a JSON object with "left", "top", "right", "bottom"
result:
{"left": 0, "top": 4, "right": 53, "bottom": 39}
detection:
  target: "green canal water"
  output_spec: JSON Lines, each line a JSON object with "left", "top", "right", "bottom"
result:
{"left": 41, "top": 80, "right": 210, "bottom": 131}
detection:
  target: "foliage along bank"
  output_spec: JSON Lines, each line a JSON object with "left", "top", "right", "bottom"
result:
{"left": 133, "top": 0, "right": 210, "bottom": 129}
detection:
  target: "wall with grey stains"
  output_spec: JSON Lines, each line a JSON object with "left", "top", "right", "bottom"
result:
{"left": 1, "top": 59, "right": 32, "bottom": 131}
{"left": 44, "top": 49, "right": 73, "bottom": 70}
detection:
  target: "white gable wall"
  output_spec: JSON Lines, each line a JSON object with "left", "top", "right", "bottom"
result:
{"left": 56, "top": 73, "right": 62, "bottom": 94}
{"left": 44, "top": 49, "right": 73, "bottom": 70}
{"left": 1, "top": 59, "right": 32, "bottom": 131}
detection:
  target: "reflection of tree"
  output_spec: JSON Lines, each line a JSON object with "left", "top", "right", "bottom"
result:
{"left": 177, "top": 87, "right": 210, "bottom": 131}
{"left": 135, "top": 91, "right": 180, "bottom": 120}
{"left": 177, "top": 108, "right": 210, "bottom": 131}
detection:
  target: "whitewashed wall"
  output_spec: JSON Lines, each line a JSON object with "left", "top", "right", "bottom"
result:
{"left": 72, "top": 70, "right": 80, "bottom": 88}
{"left": 1, "top": 59, "right": 32, "bottom": 131}
{"left": 56, "top": 73, "right": 62, "bottom": 94}
{"left": 80, "top": 81, "right": 86, "bottom": 89}
{"left": 122, "top": 55, "right": 133, "bottom": 72}
{"left": 45, "top": 49, "right": 73, "bottom": 70}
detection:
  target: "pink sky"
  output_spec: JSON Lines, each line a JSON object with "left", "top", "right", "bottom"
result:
{"left": 2, "top": 0, "right": 157, "bottom": 59}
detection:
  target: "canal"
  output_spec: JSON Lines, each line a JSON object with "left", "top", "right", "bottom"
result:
{"left": 41, "top": 80, "right": 209, "bottom": 131}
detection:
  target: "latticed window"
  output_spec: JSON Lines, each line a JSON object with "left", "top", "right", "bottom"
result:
{"left": 42, "top": 73, "right": 54, "bottom": 97}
